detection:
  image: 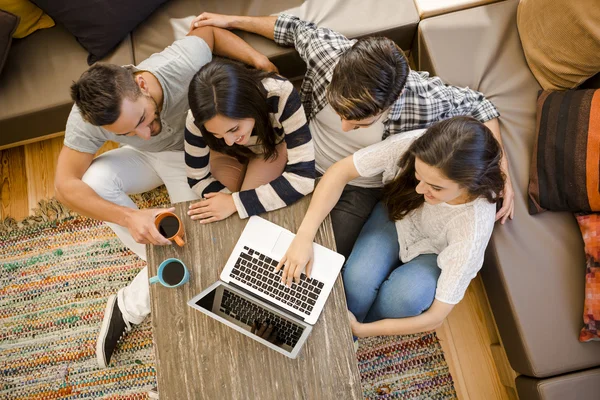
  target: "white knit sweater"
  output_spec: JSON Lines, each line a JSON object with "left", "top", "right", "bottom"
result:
{"left": 353, "top": 130, "right": 497, "bottom": 304}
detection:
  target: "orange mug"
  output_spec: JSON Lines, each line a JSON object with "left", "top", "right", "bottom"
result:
{"left": 155, "top": 212, "right": 185, "bottom": 247}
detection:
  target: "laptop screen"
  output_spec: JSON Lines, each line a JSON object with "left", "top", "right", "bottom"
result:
{"left": 194, "top": 285, "right": 306, "bottom": 352}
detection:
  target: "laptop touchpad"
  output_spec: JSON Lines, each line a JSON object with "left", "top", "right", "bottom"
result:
{"left": 271, "top": 230, "right": 295, "bottom": 259}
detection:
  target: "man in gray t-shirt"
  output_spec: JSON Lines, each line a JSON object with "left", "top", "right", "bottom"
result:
{"left": 55, "top": 26, "right": 277, "bottom": 368}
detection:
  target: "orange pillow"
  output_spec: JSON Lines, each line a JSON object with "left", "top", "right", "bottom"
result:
{"left": 2, "top": 0, "right": 54, "bottom": 39}
{"left": 517, "top": 0, "right": 600, "bottom": 90}
{"left": 575, "top": 213, "right": 600, "bottom": 342}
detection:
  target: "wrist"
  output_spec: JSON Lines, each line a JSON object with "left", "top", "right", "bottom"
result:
{"left": 229, "top": 15, "right": 247, "bottom": 30}
{"left": 353, "top": 321, "right": 367, "bottom": 338}
{"left": 296, "top": 227, "right": 316, "bottom": 242}
{"left": 229, "top": 194, "right": 237, "bottom": 212}
{"left": 119, "top": 207, "right": 137, "bottom": 227}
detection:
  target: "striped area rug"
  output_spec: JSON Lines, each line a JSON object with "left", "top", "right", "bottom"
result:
{"left": 0, "top": 191, "right": 456, "bottom": 399}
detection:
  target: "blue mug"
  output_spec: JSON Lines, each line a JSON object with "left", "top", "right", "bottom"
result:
{"left": 149, "top": 258, "right": 190, "bottom": 288}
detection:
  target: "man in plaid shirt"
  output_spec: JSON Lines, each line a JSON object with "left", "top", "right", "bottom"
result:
{"left": 191, "top": 12, "right": 514, "bottom": 259}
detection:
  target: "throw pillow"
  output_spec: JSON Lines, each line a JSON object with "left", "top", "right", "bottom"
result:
{"left": 575, "top": 213, "right": 600, "bottom": 342}
{"left": 31, "top": 0, "right": 169, "bottom": 65}
{"left": 517, "top": 0, "right": 600, "bottom": 90}
{"left": 1, "top": 0, "right": 54, "bottom": 38}
{"left": 0, "top": 9, "right": 19, "bottom": 75}
{"left": 528, "top": 89, "right": 600, "bottom": 214}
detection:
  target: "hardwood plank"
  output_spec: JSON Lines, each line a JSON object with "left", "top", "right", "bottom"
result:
{"left": 0, "top": 146, "right": 28, "bottom": 220}
{"left": 0, "top": 131, "right": 65, "bottom": 151}
{"left": 436, "top": 320, "right": 469, "bottom": 399}
{"left": 445, "top": 275, "right": 514, "bottom": 399}
{"left": 24, "top": 136, "right": 64, "bottom": 214}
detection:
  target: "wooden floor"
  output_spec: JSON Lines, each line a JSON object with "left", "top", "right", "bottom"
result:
{"left": 0, "top": 135, "right": 518, "bottom": 399}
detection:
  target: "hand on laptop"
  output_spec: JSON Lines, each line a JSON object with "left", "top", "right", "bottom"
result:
{"left": 251, "top": 320, "right": 282, "bottom": 345}
{"left": 275, "top": 234, "right": 314, "bottom": 287}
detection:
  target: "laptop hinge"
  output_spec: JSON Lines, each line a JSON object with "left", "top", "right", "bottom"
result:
{"left": 229, "top": 281, "right": 307, "bottom": 323}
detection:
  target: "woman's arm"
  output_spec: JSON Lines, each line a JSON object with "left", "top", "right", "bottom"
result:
{"left": 277, "top": 156, "right": 360, "bottom": 286}
{"left": 231, "top": 81, "right": 314, "bottom": 219}
{"left": 350, "top": 300, "right": 455, "bottom": 337}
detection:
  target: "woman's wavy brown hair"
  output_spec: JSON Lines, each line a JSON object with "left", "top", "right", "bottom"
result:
{"left": 383, "top": 116, "right": 505, "bottom": 220}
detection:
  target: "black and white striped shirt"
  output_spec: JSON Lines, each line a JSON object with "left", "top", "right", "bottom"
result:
{"left": 184, "top": 76, "right": 315, "bottom": 219}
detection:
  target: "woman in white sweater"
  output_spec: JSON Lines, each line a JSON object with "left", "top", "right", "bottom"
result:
{"left": 277, "top": 116, "right": 504, "bottom": 337}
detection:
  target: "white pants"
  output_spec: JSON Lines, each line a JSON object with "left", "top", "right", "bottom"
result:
{"left": 82, "top": 146, "right": 199, "bottom": 324}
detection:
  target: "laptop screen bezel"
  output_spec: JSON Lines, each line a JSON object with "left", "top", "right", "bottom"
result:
{"left": 187, "top": 281, "right": 312, "bottom": 359}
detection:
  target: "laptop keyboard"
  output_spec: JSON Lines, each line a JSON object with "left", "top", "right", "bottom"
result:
{"left": 220, "top": 288, "right": 304, "bottom": 347}
{"left": 230, "top": 246, "right": 325, "bottom": 315}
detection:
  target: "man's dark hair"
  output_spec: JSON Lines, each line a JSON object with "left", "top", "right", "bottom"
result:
{"left": 70, "top": 63, "right": 142, "bottom": 126}
{"left": 326, "top": 37, "right": 409, "bottom": 120}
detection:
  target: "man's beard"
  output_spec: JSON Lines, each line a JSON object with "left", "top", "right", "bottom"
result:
{"left": 147, "top": 94, "right": 163, "bottom": 136}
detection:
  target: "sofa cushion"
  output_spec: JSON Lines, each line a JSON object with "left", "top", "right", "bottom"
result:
{"left": 517, "top": 0, "right": 600, "bottom": 91}
{"left": 131, "top": 0, "right": 419, "bottom": 80}
{"left": 418, "top": 0, "right": 600, "bottom": 378}
{"left": 528, "top": 89, "right": 600, "bottom": 214}
{"left": 31, "top": 0, "right": 167, "bottom": 65}
{"left": 0, "top": 10, "right": 19, "bottom": 76}
{"left": 280, "top": 0, "right": 419, "bottom": 52}
{"left": 413, "top": 0, "right": 501, "bottom": 19}
{"left": 575, "top": 214, "right": 600, "bottom": 342}
{"left": 0, "top": 25, "right": 133, "bottom": 148}
{"left": 131, "top": 0, "right": 302, "bottom": 76}
{"left": 2, "top": 0, "right": 54, "bottom": 39}
{"left": 516, "top": 368, "right": 600, "bottom": 400}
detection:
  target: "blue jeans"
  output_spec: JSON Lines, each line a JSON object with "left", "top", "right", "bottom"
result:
{"left": 342, "top": 202, "right": 441, "bottom": 323}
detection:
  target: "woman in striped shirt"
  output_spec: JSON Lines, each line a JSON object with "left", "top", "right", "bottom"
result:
{"left": 185, "top": 59, "right": 315, "bottom": 223}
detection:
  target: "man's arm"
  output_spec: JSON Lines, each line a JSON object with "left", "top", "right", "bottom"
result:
{"left": 483, "top": 118, "right": 514, "bottom": 224}
{"left": 54, "top": 146, "right": 172, "bottom": 245}
{"left": 187, "top": 25, "right": 276, "bottom": 72}
{"left": 190, "top": 14, "right": 277, "bottom": 40}
{"left": 190, "top": 13, "right": 353, "bottom": 69}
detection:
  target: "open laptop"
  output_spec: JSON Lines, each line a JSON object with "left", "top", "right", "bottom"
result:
{"left": 188, "top": 216, "right": 345, "bottom": 358}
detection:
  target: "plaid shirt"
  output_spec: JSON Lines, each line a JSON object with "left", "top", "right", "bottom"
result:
{"left": 274, "top": 14, "right": 500, "bottom": 139}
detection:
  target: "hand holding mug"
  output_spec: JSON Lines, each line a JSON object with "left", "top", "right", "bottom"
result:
{"left": 125, "top": 207, "right": 175, "bottom": 245}
{"left": 155, "top": 211, "right": 185, "bottom": 247}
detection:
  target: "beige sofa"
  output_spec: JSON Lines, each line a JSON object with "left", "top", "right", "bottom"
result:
{"left": 418, "top": 1, "right": 600, "bottom": 398}
{"left": 0, "top": 0, "right": 418, "bottom": 149}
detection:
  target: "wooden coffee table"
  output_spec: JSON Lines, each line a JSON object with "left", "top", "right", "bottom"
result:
{"left": 147, "top": 196, "right": 362, "bottom": 399}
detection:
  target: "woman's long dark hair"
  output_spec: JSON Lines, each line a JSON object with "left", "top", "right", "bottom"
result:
{"left": 188, "top": 59, "right": 278, "bottom": 163}
{"left": 383, "top": 116, "right": 505, "bottom": 220}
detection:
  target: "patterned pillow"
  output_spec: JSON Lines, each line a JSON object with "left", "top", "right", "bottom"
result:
{"left": 528, "top": 89, "right": 600, "bottom": 214}
{"left": 575, "top": 213, "right": 600, "bottom": 342}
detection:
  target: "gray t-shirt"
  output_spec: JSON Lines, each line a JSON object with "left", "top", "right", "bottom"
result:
{"left": 64, "top": 36, "right": 212, "bottom": 154}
